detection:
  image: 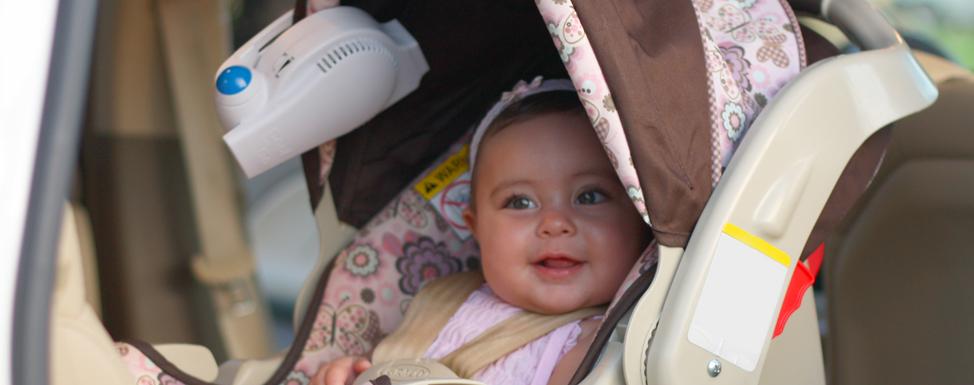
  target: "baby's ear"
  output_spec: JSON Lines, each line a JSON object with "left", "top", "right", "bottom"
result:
{"left": 462, "top": 206, "right": 478, "bottom": 239}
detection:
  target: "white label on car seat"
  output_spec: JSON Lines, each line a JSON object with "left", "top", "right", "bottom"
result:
{"left": 428, "top": 171, "right": 472, "bottom": 241}
{"left": 687, "top": 223, "right": 791, "bottom": 372}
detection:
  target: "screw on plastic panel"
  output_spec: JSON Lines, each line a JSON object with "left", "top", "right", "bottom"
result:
{"left": 707, "top": 359, "right": 722, "bottom": 377}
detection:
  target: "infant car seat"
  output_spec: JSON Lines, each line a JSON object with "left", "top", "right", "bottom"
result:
{"left": 46, "top": 0, "right": 942, "bottom": 384}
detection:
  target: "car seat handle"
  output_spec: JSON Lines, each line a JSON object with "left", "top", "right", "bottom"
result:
{"left": 790, "top": 0, "right": 902, "bottom": 51}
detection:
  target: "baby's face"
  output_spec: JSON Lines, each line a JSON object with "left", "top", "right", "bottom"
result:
{"left": 462, "top": 112, "right": 650, "bottom": 314}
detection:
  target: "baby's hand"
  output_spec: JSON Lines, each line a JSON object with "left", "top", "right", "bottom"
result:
{"left": 311, "top": 356, "right": 372, "bottom": 385}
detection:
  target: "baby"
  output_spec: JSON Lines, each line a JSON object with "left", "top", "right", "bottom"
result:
{"left": 312, "top": 79, "right": 651, "bottom": 385}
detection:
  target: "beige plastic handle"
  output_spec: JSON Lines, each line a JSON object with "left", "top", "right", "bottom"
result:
{"left": 643, "top": 39, "right": 937, "bottom": 385}
{"left": 353, "top": 358, "right": 487, "bottom": 385}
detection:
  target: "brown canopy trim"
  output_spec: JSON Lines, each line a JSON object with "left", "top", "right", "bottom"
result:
{"left": 573, "top": 0, "right": 714, "bottom": 247}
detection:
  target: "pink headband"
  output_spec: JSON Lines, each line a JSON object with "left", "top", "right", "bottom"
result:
{"left": 468, "top": 76, "right": 577, "bottom": 170}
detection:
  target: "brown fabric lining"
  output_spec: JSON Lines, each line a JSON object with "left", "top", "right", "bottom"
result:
{"left": 302, "top": 150, "right": 324, "bottom": 209}
{"left": 568, "top": 242, "right": 660, "bottom": 385}
{"left": 317, "top": 0, "right": 569, "bottom": 219}
{"left": 293, "top": 0, "right": 308, "bottom": 23}
{"left": 296, "top": 0, "right": 322, "bottom": 209}
{"left": 573, "top": 0, "right": 714, "bottom": 248}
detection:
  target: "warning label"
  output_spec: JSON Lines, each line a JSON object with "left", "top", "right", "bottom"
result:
{"left": 414, "top": 145, "right": 469, "bottom": 200}
{"left": 428, "top": 172, "right": 472, "bottom": 241}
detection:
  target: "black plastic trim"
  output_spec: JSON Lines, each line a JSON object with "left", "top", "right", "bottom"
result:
{"left": 12, "top": 0, "right": 100, "bottom": 383}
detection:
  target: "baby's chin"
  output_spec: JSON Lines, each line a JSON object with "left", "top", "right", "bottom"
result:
{"left": 501, "top": 290, "right": 610, "bottom": 315}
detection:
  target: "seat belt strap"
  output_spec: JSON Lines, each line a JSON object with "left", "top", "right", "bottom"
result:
{"left": 441, "top": 305, "right": 605, "bottom": 378}
{"left": 371, "top": 271, "right": 606, "bottom": 379}
{"left": 371, "top": 271, "right": 485, "bottom": 364}
{"left": 156, "top": 0, "right": 272, "bottom": 359}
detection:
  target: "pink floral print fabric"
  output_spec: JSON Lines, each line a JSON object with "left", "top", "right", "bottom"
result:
{"left": 537, "top": 0, "right": 650, "bottom": 226}
{"left": 290, "top": 138, "right": 481, "bottom": 382}
{"left": 693, "top": 0, "right": 806, "bottom": 185}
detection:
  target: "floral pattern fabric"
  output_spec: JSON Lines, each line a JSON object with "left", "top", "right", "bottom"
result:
{"left": 290, "top": 138, "right": 481, "bottom": 382}
{"left": 538, "top": 0, "right": 649, "bottom": 225}
{"left": 694, "top": 0, "right": 805, "bottom": 185}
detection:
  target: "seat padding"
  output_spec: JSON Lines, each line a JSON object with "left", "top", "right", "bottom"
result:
{"left": 51, "top": 204, "right": 133, "bottom": 385}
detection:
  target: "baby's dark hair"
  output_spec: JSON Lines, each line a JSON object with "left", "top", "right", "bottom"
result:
{"left": 483, "top": 91, "right": 588, "bottom": 139}
{"left": 468, "top": 91, "right": 588, "bottom": 211}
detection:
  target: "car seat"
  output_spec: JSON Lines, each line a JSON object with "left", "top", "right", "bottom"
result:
{"left": 46, "top": 0, "right": 942, "bottom": 384}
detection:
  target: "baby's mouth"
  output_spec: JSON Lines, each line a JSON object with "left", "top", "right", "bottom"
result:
{"left": 533, "top": 255, "right": 584, "bottom": 278}
{"left": 538, "top": 257, "right": 581, "bottom": 268}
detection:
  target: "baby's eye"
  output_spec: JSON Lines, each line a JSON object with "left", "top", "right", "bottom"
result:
{"left": 576, "top": 190, "right": 607, "bottom": 205}
{"left": 505, "top": 196, "right": 537, "bottom": 209}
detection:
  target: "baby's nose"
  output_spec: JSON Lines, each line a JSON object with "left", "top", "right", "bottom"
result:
{"left": 537, "top": 209, "right": 577, "bottom": 237}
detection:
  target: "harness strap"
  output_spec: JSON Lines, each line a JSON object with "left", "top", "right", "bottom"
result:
{"left": 440, "top": 305, "right": 606, "bottom": 378}
{"left": 371, "top": 271, "right": 485, "bottom": 364}
{"left": 372, "top": 271, "right": 606, "bottom": 379}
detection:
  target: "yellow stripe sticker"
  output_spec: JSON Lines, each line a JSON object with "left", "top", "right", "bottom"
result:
{"left": 414, "top": 145, "right": 470, "bottom": 200}
{"left": 722, "top": 223, "right": 791, "bottom": 267}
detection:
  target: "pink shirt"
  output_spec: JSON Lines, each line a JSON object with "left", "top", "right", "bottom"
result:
{"left": 423, "top": 285, "right": 584, "bottom": 385}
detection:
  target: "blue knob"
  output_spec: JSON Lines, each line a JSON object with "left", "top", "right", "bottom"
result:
{"left": 216, "top": 66, "right": 252, "bottom": 95}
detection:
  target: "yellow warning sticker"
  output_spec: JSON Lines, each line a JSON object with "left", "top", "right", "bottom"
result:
{"left": 414, "top": 145, "right": 470, "bottom": 200}
{"left": 722, "top": 223, "right": 791, "bottom": 266}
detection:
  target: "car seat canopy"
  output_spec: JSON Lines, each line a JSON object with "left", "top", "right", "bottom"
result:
{"left": 550, "top": 0, "right": 808, "bottom": 246}
{"left": 313, "top": 0, "right": 809, "bottom": 249}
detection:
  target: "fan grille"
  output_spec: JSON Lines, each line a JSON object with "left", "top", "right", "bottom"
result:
{"left": 316, "top": 38, "right": 395, "bottom": 74}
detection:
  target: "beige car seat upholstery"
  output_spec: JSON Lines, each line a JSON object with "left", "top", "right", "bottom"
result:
{"left": 51, "top": 203, "right": 133, "bottom": 385}
{"left": 824, "top": 52, "right": 974, "bottom": 385}
{"left": 51, "top": 204, "right": 220, "bottom": 385}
